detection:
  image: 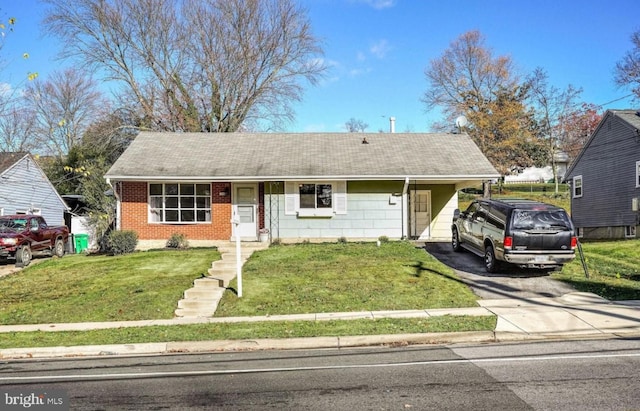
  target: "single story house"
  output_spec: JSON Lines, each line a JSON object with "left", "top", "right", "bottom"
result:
{"left": 564, "top": 109, "right": 640, "bottom": 239}
{"left": 104, "top": 132, "right": 499, "bottom": 248}
{"left": 0, "top": 152, "right": 68, "bottom": 226}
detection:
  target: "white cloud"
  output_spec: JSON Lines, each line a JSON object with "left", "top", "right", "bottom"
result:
{"left": 349, "top": 67, "right": 372, "bottom": 76}
{"left": 355, "top": 0, "right": 397, "bottom": 10}
{"left": 370, "top": 39, "right": 391, "bottom": 59}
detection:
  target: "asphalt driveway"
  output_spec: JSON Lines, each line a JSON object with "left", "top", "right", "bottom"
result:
{"left": 423, "top": 242, "right": 577, "bottom": 300}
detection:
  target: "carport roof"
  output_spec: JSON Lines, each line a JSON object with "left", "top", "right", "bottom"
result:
{"left": 105, "top": 131, "right": 500, "bottom": 182}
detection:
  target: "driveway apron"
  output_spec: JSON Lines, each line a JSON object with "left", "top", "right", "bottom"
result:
{"left": 422, "top": 242, "right": 577, "bottom": 300}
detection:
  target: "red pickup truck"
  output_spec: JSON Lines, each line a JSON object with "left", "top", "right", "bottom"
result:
{"left": 0, "top": 215, "right": 69, "bottom": 266}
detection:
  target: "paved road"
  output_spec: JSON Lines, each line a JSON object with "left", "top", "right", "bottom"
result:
{"left": 2, "top": 339, "right": 639, "bottom": 410}
{"left": 423, "top": 242, "right": 578, "bottom": 300}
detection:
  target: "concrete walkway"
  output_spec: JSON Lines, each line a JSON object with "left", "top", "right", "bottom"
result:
{"left": 1, "top": 292, "right": 640, "bottom": 359}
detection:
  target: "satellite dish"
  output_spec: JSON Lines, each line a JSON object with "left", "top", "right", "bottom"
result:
{"left": 455, "top": 115, "right": 468, "bottom": 128}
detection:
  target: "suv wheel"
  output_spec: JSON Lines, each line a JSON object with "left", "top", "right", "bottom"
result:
{"left": 484, "top": 245, "right": 498, "bottom": 273}
{"left": 452, "top": 228, "right": 462, "bottom": 252}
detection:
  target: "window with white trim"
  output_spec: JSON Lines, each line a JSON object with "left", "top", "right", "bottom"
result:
{"left": 300, "top": 184, "right": 333, "bottom": 209}
{"left": 636, "top": 161, "right": 640, "bottom": 188}
{"left": 573, "top": 175, "right": 583, "bottom": 198}
{"left": 285, "top": 181, "right": 347, "bottom": 217}
{"left": 625, "top": 225, "right": 636, "bottom": 238}
{"left": 149, "top": 183, "right": 211, "bottom": 223}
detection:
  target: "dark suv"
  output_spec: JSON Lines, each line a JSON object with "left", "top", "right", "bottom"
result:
{"left": 451, "top": 198, "right": 576, "bottom": 272}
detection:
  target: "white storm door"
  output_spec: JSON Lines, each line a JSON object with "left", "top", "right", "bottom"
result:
{"left": 411, "top": 190, "right": 431, "bottom": 240}
{"left": 233, "top": 184, "right": 258, "bottom": 240}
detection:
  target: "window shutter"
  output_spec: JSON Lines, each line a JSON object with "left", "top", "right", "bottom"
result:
{"left": 285, "top": 182, "right": 297, "bottom": 215}
{"left": 334, "top": 181, "right": 347, "bottom": 214}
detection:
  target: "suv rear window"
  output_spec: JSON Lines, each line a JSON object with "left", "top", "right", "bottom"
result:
{"left": 511, "top": 210, "right": 572, "bottom": 230}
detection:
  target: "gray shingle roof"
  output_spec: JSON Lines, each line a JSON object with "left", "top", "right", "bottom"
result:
{"left": 105, "top": 132, "right": 499, "bottom": 181}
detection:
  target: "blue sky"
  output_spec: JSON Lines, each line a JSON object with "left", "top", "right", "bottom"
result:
{"left": 2, "top": 0, "right": 639, "bottom": 133}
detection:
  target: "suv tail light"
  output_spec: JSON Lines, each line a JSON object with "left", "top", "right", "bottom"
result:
{"left": 504, "top": 236, "right": 513, "bottom": 250}
{"left": 571, "top": 236, "right": 577, "bottom": 250}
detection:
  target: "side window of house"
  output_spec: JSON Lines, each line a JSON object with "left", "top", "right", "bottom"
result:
{"left": 573, "top": 175, "right": 583, "bottom": 198}
{"left": 636, "top": 161, "right": 640, "bottom": 188}
{"left": 149, "top": 183, "right": 211, "bottom": 223}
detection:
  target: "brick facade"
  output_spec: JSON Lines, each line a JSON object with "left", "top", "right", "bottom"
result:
{"left": 119, "top": 181, "right": 232, "bottom": 240}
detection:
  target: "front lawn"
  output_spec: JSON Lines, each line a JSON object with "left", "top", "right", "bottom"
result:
{"left": 215, "top": 241, "right": 479, "bottom": 317}
{"left": 0, "top": 249, "right": 219, "bottom": 325}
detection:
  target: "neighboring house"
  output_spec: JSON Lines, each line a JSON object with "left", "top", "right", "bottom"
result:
{"left": 564, "top": 109, "right": 640, "bottom": 239}
{"left": 0, "top": 152, "right": 69, "bottom": 226}
{"left": 104, "top": 132, "right": 499, "bottom": 248}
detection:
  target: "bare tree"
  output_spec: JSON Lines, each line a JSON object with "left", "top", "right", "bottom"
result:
{"left": 0, "top": 102, "right": 36, "bottom": 152}
{"left": 422, "top": 31, "right": 520, "bottom": 123}
{"left": 615, "top": 29, "right": 640, "bottom": 100}
{"left": 345, "top": 118, "right": 369, "bottom": 132}
{"left": 23, "top": 68, "right": 108, "bottom": 157}
{"left": 42, "top": 0, "right": 326, "bottom": 132}
{"left": 526, "top": 68, "right": 583, "bottom": 192}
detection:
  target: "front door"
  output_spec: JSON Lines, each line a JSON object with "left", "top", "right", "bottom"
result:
{"left": 410, "top": 190, "right": 431, "bottom": 240}
{"left": 233, "top": 183, "right": 258, "bottom": 240}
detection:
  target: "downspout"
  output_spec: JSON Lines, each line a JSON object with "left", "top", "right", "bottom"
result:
{"left": 402, "top": 177, "right": 409, "bottom": 239}
{"left": 106, "top": 178, "right": 122, "bottom": 231}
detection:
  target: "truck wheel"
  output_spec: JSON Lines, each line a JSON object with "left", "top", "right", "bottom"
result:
{"left": 16, "top": 245, "right": 32, "bottom": 267}
{"left": 484, "top": 245, "right": 498, "bottom": 273}
{"left": 53, "top": 239, "right": 65, "bottom": 258}
{"left": 452, "top": 228, "right": 462, "bottom": 252}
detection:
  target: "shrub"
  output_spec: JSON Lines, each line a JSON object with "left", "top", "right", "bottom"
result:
{"left": 107, "top": 230, "right": 138, "bottom": 255}
{"left": 166, "top": 233, "right": 189, "bottom": 249}
{"left": 378, "top": 235, "right": 390, "bottom": 243}
{"left": 337, "top": 236, "right": 347, "bottom": 244}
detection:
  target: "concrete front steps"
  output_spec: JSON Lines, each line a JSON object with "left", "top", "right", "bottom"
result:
{"left": 174, "top": 241, "right": 269, "bottom": 318}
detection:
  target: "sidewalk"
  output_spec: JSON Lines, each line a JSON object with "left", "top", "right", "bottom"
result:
{"left": 1, "top": 292, "right": 640, "bottom": 359}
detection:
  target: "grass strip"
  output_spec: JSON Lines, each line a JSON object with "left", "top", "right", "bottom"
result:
{"left": 0, "top": 316, "right": 496, "bottom": 349}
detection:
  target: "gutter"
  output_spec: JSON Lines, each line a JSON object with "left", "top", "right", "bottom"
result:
{"left": 104, "top": 174, "right": 501, "bottom": 182}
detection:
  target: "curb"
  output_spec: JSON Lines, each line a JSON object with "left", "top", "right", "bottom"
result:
{"left": 4, "top": 330, "right": 640, "bottom": 360}
{"left": 0, "top": 332, "right": 495, "bottom": 359}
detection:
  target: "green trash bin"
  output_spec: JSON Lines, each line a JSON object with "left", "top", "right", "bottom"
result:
{"left": 74, "top": 234, "right": 89, "bottom": 253}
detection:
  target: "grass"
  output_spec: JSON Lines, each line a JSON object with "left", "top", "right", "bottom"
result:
{"left": 0, "top": 242, "right": 490, "bottom": 349}
{"left": 215, "top": 241, "right": 479, "bottom": 317}
{"left": 0, "top": 316, "right": 497, "bottom": 349}
{"left": 0, "top": 248, "right": 219, "bottom": 325}
{"left": 552, "top": 239, "right": 640, "bottom": 301}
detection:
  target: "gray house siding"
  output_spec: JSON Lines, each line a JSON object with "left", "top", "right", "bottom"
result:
{"left": 266, "top": 181, "right": 404, "bottom": 240}
{"left": 565, "top": 111, "right": 640, "bottom": 239}
{"left": 0, "top": 155, "right": 68, "bottom": 226}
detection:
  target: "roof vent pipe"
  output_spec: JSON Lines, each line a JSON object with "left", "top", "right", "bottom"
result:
{"left": 389, "top": 117, "right": 396, "bottom": 133}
